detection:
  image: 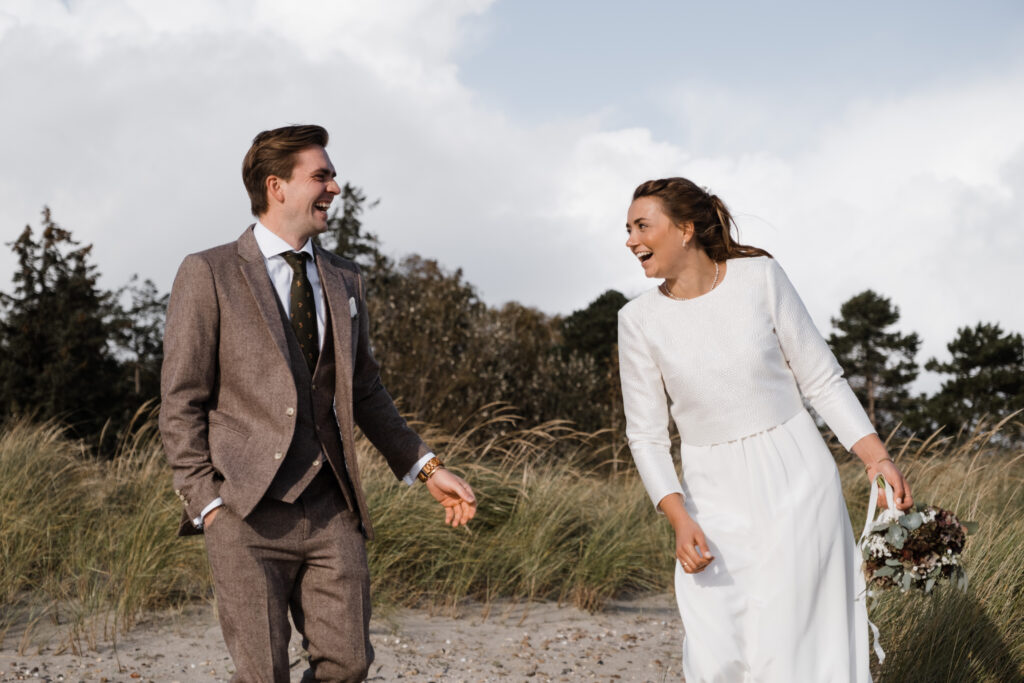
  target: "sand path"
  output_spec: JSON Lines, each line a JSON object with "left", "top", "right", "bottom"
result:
{"left": 1, "top": 595, "right": 682, "bottom": 682}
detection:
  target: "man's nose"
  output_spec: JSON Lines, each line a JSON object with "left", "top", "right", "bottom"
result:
{"left": 327, "top": 179, "right": 341, "bottom": 194}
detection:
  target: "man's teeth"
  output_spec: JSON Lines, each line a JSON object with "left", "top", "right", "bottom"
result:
{"left": 637, "top": 251, "right": 652, "bottom": 262}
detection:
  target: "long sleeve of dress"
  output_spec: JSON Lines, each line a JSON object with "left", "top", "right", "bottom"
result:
{"left": 765, "top": 259, "right": 875, "bottom": 450}
{"left": 618, "top": 309, "right": 685, "bottom": 509}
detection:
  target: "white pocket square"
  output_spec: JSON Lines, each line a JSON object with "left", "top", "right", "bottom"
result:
{"left": 349, "top": 297, "right": 358, "bottom": 318}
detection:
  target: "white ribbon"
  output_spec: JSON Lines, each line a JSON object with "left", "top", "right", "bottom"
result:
{"left": 858, "top": 474, "right": 902, "bottom": 665}
{"left": 867, "top": 615, "right": 885, "bottom": 664}
{"left": 859, "top": 475, "right": 899, "bottom": 545}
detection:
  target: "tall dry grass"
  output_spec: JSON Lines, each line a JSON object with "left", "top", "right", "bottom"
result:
{"left": 0, "top": 411, "right": 208, "bottom": 653}
{"left": 1, "top": 408, "right": 1022, "bottom": 681}
{"left": 364, "top": 409, "right": 668, "bottom": 611}
{"left": 836, "top": 414, "right": 1024, "bottom": 682}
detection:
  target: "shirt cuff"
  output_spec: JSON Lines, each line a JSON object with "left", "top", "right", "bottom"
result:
{"left": 402, "top": 452, "right": 436, "bottom": 486}
{"left": 192, "top": 497, "right": 224, "bottom": 529}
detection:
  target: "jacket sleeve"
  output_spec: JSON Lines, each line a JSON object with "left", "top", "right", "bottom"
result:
{"left": 618, "top": 307, "right": 684, "bottom": 510}
{"left": 349, "top": 268, "right": 430, "bottom": 479}
{"left": 158, "top": 254, "right": 222, "bottom": 520}
{"left": 765, "top": 259, "right": 875, "bottom": 450}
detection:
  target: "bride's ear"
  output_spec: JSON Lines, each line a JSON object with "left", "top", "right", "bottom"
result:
{"left": 678, "top": 221, "right": 695, "bottom": 246}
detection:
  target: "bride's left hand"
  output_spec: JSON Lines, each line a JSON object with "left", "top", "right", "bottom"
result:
{"left": 853, "top": 433, "right": 914, "bottom": 512}
{"left": 867, "top": 459, "right": 913, "bottom": 511}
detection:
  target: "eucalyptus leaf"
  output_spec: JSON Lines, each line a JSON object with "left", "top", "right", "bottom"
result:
{"left": 885, "top": 524, "right": 908, "bottom": 549}
{"left": 874, "top": 566, "right": 895, "bottom": 578}
{"left": 963, "top": 521, "right": 979, "bottom": 535}
{"left": 884, "top": 558, "right": 902, "bottom": 566}
{"left": 899, "top": 512, "right": 923, "bottom": 531}
{"left": 925, "top": 577, "right": 936, "bottom": 594}
{"left": 901, "top": 572, "right": 913, "bottom": 591}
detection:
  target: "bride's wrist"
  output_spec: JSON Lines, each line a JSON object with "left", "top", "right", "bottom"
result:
{"left": 865, "top": 456, "right": 892, "bottom": 473}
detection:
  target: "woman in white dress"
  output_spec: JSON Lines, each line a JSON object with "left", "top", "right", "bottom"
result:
{"left": 618, "top": 177, "right": 914, "bottom": 682}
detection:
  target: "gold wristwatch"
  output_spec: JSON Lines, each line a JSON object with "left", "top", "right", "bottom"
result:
{"left": 417, "top": 456, "right": 444, "bottom": 482}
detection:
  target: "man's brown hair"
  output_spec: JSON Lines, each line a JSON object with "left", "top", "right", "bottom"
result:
{"left": 242, "top": 124, "right": 329, "bottom": 216}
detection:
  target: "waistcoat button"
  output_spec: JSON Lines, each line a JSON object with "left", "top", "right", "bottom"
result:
{"left": 273, "top": 451, "right": 283, "bottom": 460}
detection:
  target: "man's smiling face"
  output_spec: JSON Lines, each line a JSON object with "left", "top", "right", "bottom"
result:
{"left": 277, "top": 146, "right": 341, "bottom": 241}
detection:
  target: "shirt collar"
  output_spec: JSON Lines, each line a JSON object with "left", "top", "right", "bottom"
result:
{"left": 253, "top": 222, "right": 315, "bottom": 260}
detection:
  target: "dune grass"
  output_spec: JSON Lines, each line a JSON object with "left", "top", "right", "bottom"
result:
{"left": 837, "top": 414, "right": 1024, "bottom": 682}
{"left": 364, "top": 410, "right": 669, "bottom": 611}
{"left": 1, "top": 408, "right": 1022, "bottom": 680}
{"left": 0, "top": 412, "right": 209, "bottom": 654}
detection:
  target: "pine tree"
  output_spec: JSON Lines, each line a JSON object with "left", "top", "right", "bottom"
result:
{"left": 0, "top": 208, "right": 124, "bottom": 441}
{"left": 317, "top": 183, "right": 391, "bottom": 277}
{"left": 925, "top": 322, "right": 1024, "bottom": 435}
{"left": 111, "top": 275, "right": 169, "bottom": 400}
{"left": 827, "top": 290, "right": 921, "bottom": 436}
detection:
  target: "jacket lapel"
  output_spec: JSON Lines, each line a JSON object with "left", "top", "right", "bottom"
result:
{"left": 237, "top": 227, "right": 290, "bottom": 364}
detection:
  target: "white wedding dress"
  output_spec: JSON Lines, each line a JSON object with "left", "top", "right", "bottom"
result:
{"left": 618, "top": 256, "right": 873, "bottom": 682}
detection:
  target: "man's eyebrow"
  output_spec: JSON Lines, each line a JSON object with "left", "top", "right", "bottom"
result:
{"left": 313, "top": 167, "right": 336, "bottom": 177}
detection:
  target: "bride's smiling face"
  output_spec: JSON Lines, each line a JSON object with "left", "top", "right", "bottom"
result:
{"left": 625, "top": 196, "right": 690, "bottom": 279}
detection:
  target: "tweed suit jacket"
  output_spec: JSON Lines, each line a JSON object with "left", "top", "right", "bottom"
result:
{"left": 159, "top": 226, "right": 429, "bottom": 538}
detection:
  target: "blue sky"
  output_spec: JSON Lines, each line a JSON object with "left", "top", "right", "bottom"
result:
{"left": 0, "top": 0, "right": 1022, "bottom": 392}
{"left": 460, "top": 1, "right": 1024, "bottom": 146}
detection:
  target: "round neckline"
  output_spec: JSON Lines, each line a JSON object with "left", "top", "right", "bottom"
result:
{"left": 657, "top": 260, "right": 731, "bottom": 303}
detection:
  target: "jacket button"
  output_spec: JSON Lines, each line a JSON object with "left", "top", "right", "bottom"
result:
{"left": 286, "top": 407, "right": 295, "bottom": 416}
{"left": 274, "top": 451, "right": 283, "bottom": 460}
{"left": 312, "top": 460, "right": 320, "bottom": 467}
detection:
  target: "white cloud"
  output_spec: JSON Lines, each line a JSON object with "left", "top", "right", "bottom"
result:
{"left": 572, "top": 73, "right": 1024, "bottom": 391}
{"left": 0, "top": 1, "right": 1021, "bottom": 397}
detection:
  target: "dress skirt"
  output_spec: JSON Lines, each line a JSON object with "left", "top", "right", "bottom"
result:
{"left": 675, "top": 409, "right": 871, "bottom": 683}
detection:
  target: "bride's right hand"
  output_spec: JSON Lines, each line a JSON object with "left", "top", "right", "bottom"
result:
{"left": 674, "top": 517, "right": 714, "bottom": 574}
{"left": 658, "top": 493, "right": 714, "bottom": 574}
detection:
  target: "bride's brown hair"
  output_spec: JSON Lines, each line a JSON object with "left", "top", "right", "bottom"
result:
{"left": 633, "top": 177, "right": 771, "bottom": 261}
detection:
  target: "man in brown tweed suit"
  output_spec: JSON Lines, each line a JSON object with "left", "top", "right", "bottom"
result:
{"left": 159, "top": 124, "right": 476, "bottom": 682}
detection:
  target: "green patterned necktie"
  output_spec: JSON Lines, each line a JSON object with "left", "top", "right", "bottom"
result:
{"left": 281, "top": 251, "right": 319, "bottom": 373}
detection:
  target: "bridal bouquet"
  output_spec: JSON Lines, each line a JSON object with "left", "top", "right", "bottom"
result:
{"left": 859, "top": 476, "right": 976, "bottom": 595}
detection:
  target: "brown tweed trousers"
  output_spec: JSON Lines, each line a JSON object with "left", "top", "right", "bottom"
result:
{"left": 160, "top": 227, "right": 431, "bottom": 682}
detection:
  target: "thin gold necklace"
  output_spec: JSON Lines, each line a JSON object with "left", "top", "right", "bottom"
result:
{"left": 659, "top": 261, "right": 720, "bottom": 301}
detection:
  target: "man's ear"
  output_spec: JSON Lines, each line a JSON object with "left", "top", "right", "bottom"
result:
{"left": 266, "top": 175, "right": 285, "bottom": 205}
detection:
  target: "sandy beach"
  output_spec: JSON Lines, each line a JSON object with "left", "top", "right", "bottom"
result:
{"left": 1, "top": 595, "right": 682, "bottom": 682}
